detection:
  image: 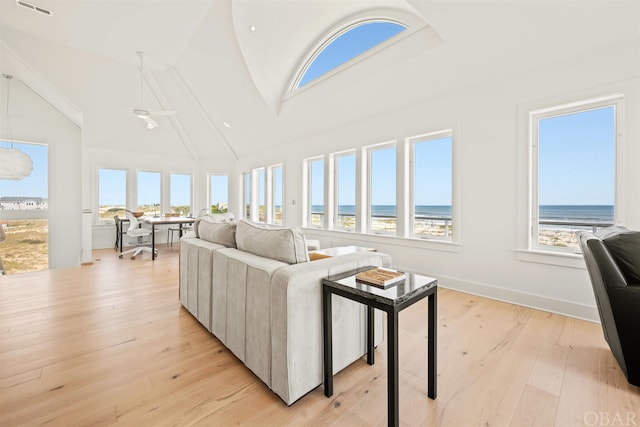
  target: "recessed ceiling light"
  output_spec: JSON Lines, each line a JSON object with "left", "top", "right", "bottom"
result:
{"left": 249, "top": 26, "right": 256, "bottom": 32}
{"left": 223, "top": 121, "right": 231, "bottom": 128}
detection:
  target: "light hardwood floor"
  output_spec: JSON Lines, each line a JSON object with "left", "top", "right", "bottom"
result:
{"left": 1, "top": 247, "right": 638, "bottom": 426}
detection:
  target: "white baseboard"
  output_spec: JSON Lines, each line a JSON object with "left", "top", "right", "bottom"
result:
{"left": 396, "top": 269, "right": 600, "bottom": 323}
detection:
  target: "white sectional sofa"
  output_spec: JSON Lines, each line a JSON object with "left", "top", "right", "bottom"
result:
{"left": 179, "top": 218, "right": 391, "bottom": 405}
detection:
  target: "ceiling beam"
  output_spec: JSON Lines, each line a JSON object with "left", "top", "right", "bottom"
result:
{"left": 141, "top": 65, "right": 199, "bottom": 160}
{"left": 166, "top": 65, "right": 239, "bottom": 160}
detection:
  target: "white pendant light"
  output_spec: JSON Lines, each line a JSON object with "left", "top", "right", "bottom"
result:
{"left": 0, "top": 147, "right": 33, "bottom": 180}
{"left": 1, "top": 74, "right": 33, "bottom": 180}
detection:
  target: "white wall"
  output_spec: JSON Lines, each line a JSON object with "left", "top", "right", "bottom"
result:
{"left": 236, "top": 40, "right": 640, "bottom": 321}
{"left": 0, "top": 79, "right": 83, "bottom": 270}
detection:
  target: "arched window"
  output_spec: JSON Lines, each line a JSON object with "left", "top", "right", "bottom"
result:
{"left": 293, "top": 19, "right": 406, "bottom": 90}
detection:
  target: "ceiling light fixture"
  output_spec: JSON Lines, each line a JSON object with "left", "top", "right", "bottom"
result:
{"left": 0, "top": 74, "right": 34, "bottom": 180}
{"left": 249, "top": 26, "right": 256, "bottom": 32}
{"left": 223, "top": 121, "right": 231, "bottom": 128}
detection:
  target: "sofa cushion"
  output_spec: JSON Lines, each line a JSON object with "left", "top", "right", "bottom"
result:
{"left": 197, "top": 220, "right": 237, "bottom": 248}
{"left": 207, "top": 213, "right": 235, "bottom": 223}
{"left": 193, "top": 213, "right": 235, "bottom": 238}
{"left": 236, "top": 220, "right": 309, "bottom": 264}
{"left": 600, "top": 227, "right": 640, "bottom": 284}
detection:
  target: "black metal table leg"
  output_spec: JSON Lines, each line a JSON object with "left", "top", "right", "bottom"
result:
{"left": 152, "top": 223, "right": 156, "bottom": 260}
{"left": 367, "top": 305, "right": 375, "bottom": 365}
{"left": 387, "top": 308, "right": 399, "bottom": 427}
{"left": 323, "top": 287, "right": 333, "bottom": 397}
{"left": 119, "top": 221, "right": 124, "bottom": 253}
{"left": 428, "top": 291, "right": 437, "bottom": 399}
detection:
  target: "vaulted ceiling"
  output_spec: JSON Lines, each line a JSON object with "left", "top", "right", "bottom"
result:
{"left": 0, "top": 0, "right": 638, "bottom": 161}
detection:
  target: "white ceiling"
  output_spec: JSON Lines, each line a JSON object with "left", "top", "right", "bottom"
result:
{"left": 0, "top": 0, "right": 638, "bottom": 161}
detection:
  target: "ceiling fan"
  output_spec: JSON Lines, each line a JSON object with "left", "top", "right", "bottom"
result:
{"left": 133, "top": 51, "right": 174, "bottom": 129}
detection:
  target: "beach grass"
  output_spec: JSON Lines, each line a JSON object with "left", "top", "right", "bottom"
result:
{"left": 0, "top": 219, "right": 48, "bottom": 275}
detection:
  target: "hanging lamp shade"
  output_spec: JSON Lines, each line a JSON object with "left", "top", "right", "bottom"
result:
{"left": 0, "top": 147, "right": 33, "bottom": 180}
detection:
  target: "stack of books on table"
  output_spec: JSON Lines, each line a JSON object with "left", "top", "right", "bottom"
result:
{"left": 356, "top": 268, "right": 405, "bottom": 289}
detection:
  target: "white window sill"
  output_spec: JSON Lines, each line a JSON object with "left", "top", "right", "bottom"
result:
{"left": 515, "top": 249, "right": 585, "bottom": 269}
{"left": 302, "top": 228, "right": 461, "bottom": 253}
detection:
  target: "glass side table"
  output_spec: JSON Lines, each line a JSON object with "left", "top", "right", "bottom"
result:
{"left": 322, "top": 266, "right": 437, "bottom": 427}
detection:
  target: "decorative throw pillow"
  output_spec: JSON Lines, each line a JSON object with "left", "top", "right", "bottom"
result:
{"left": 600, "top": 227, "right": 640, "bottom": 284}
{"left": 235, "top": 220, "right": 309, "bottom": 264}
{"left": 197, "top": 220, "right": 237, "bottom": 248}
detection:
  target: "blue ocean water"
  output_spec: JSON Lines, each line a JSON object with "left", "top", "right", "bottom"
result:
{"left": 538, "top": 205, "right": 613, "bottom": 222}
{"left": 311, "top": 205, "right": 614, "bottom": 222}
{"left": 312, "top": 205, "right": 450, "bottom": 218}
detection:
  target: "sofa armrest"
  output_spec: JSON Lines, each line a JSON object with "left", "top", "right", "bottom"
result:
{"left": 608, "top": 285, "right": 640, "bottom": 383}
{"left": 181, "top": 230, "right": 197, "bottom": 240}
{"left": 179, "top": 237, "right": 227, "bottom": 331}
{"left": 269, "top": 251, "right": 391, "bottom": 405}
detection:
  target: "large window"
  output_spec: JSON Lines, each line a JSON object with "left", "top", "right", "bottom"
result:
{"left": 98, "top": 168, "right": 127, "bottom": 222}
{"left": 367, "top": 144, "right": 396, "bottom": 234}
{"left": 170, "top": 173, "right": 192, "bottom": 216}
{"left": 137, "top": 171, "right": 161, "bottom": 216}
{"left": 294, "top": 20, "right": 406, "bottom": 89}
{"left": 257, "top": 168, "right": 266, "bottom": 223}
{"left": 531, "top": 96, "right": 619, "bottom": 252}
{"left": 0, "top": 141, "right": 49, "bottom": 275}
{"left": 334, "top": 152, "right": 356, "bottom": 231}
{"left": 243, "top": 172, "right": 251, "bottom": 220}
{"left": 411, "top": 132, "right": 453, "bottom": 240}
{"left": 272, "top": 165, "right": 283, "bottom": 225}
{"left": 208, "top": 174, "right": 228, "bottom": 214}
{"left": 307, "top": 157, "right": 325, "bottom": 227}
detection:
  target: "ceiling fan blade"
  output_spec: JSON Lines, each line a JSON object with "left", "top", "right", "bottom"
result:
{"left": 150, "top": 110, "right": 176, "bottom": 116}
{"left": 133, "top": 108, "right": 150, "bottom": 118}
{"left": 131, "top": 53, "right": 177, "bottom": 124}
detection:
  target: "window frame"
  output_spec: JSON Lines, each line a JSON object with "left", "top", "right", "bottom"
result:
{"left": 305, "top": 156, "right": 326, "bottom": 228}
{"left": 409, "top": 130, "right": 453, "bottom": 241}
{"left": 333, "top": 150, "right": 356, "bottom": 232}
{"left": 243, "top": 172, "right": 251, "bottom": 220}
{"left": 136, "top": 169, "right": 162, "bottom": 216}
{"left": 365, "top": 141, "right": 397, "bottom": 235}
{"left": 207, "top": 173, "right": 229, "bottom": 215}
{"left": 270, "top": 164, "right": 284, "bottom": 225}
{"left": 291, "top": 18, "right": 407, "bottom": 91}
{"left": 97, "top": 167, "right": 127, "bottom": 224}
{"left": 169, "top": 172, "right": 193, "bottom": 216}
{"left": 256, "top": 167, "right": 266, "bottom": 223}
{"left": 529, "top": 95, "right": 623, "bottom": 254}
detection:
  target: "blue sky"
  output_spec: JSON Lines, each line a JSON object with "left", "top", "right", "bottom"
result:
{"left": 99, "top": 169, "right": 126, "bottom": 206}
{"left": 298, "top": 21, "right": 405, "bottom": 88}
{"left": 538, "top": 106, "right": 614, "bottom": 205}
{"left": 0, "top": 142, "right": 48, "bottom": 198}
{"left": 273, "top": 166, "right": 283, "bottom": 206}
{"left": 313, "top": 136, "right": 453, "bottom": 207}
{"left": 414, "top": 136, "right": 452, "bottom": 206}
{"left": 337, "top": 154, "right": 355, "bottom": 205}
{"left": 210, "top": 174, "right": 229, "bottom": 206}
{"left": 370, "top": 146, "right": 396, "bottom": 205}
{"left": 169, "top": 173, "right": 191, "bottom": 206}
